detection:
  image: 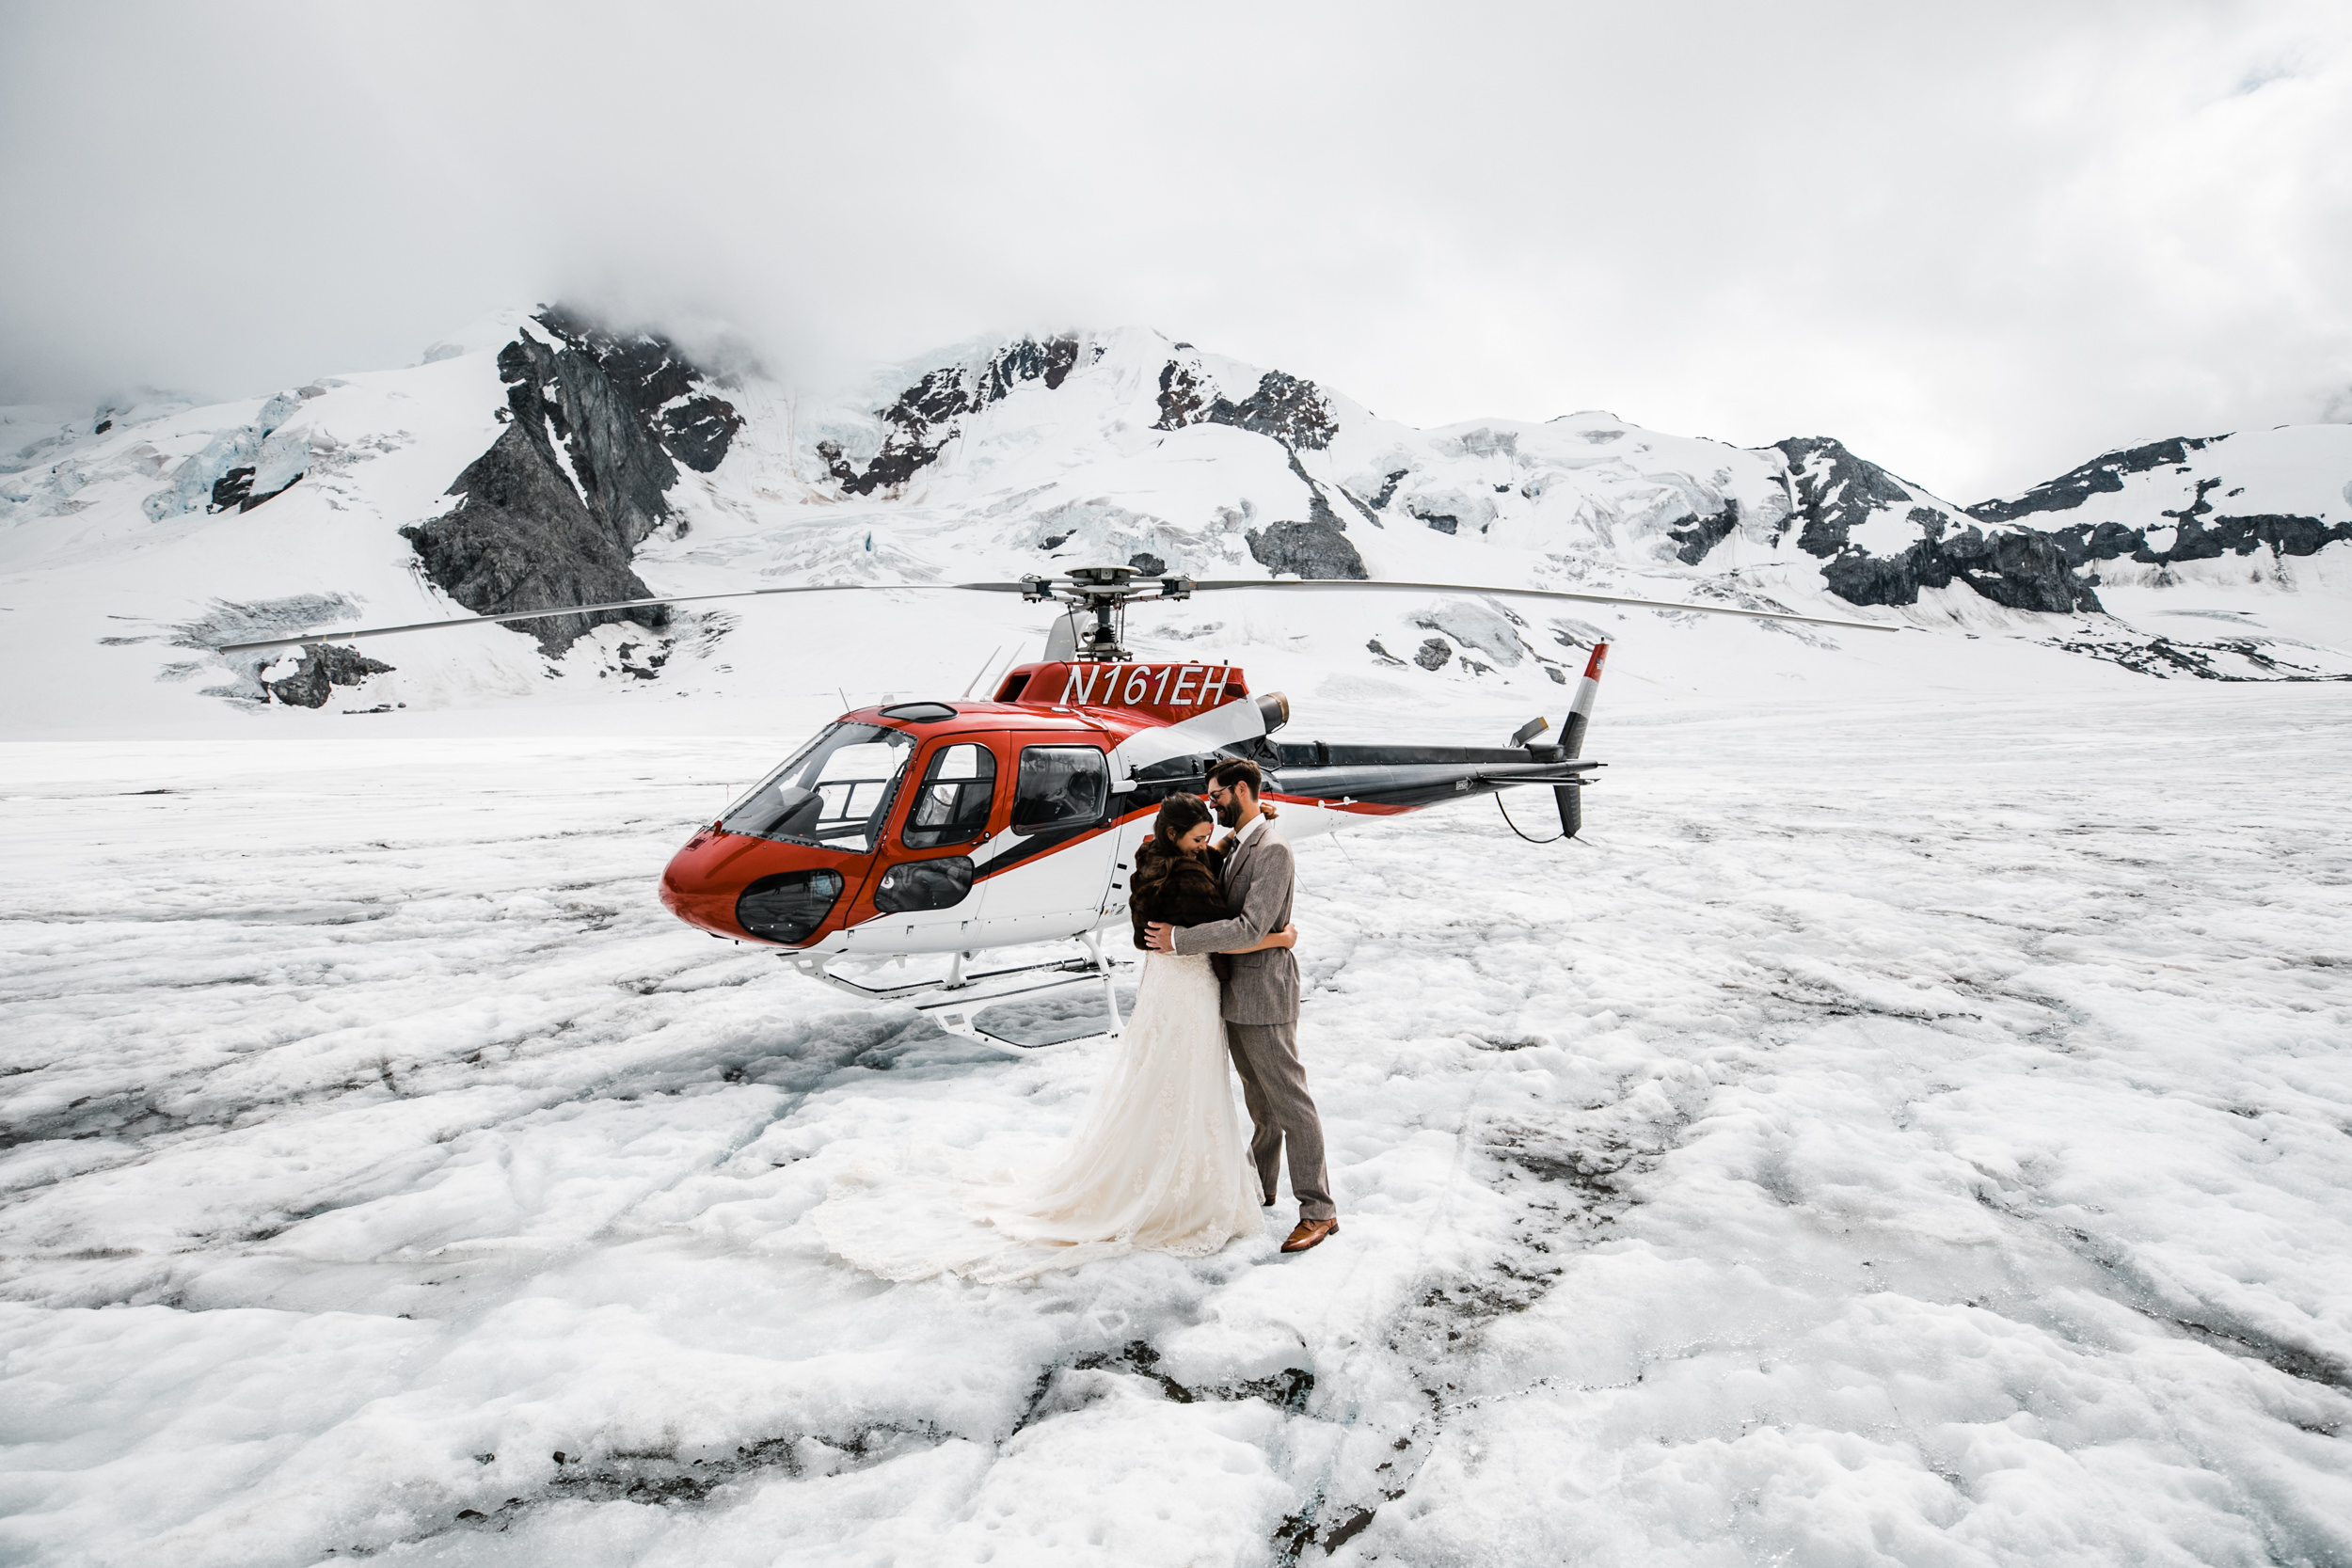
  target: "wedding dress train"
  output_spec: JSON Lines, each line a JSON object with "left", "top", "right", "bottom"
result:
{"left": 810, "top": 952, "right": 1265, "bottom": 1282}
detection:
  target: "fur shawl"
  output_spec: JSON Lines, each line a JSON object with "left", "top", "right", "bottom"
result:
{"left": 1129, "top": 839, "right": 1229, "bottom": 950}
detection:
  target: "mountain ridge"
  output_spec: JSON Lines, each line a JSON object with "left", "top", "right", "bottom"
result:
{"left": 4, "top": 306, "right": 2348, "bottom": 729}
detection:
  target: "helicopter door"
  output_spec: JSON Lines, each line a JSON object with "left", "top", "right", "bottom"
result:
{"left": 973, "top": 742, "right": 1118, "bottom": 947}
{"left": 865, "top": 736, "right": 1003, "bottom": 953}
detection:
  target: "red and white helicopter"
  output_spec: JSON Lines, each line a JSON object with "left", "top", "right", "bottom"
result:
{"left": 226, "top": 565, "right": 1892, "bottom": 1049}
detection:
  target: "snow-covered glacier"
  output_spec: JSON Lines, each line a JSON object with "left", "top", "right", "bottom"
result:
{"left": 3, "top": 309, "right": 2350, "bottom": 1566}
{"left": 4, "top": 687, "right": 2349, "bottom": 1565}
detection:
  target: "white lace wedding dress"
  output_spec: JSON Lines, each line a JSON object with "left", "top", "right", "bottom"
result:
{"left": 810, "top": 952, "right": 1265, "bottom": 1283}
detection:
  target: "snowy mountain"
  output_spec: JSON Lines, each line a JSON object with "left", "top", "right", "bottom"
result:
{"left": 4, "top": 309, "right": 2349, "bottom": 734}
{"left": 1969, "top": 429, "right": 2352, "bottom": 582}
{"left": 794, "top": 327, "right": 2106, "bottom": 617}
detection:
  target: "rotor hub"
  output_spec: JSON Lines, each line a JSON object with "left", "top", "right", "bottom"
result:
{"left": 1020, "top": 570, "right": 1195, "bottom": 661}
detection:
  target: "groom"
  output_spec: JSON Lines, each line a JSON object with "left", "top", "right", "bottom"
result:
{"left": 1146, "top": 757, "right": 1339, "bottom": 1254}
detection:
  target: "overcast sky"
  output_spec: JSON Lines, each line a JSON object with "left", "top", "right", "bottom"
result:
{"left": 3, "top": 0, "right": 2346, "bottom": 500}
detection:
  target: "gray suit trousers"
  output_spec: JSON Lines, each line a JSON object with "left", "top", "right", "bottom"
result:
{"left": 1227, "top": 1021, "right": 1334, "bottom": 1221}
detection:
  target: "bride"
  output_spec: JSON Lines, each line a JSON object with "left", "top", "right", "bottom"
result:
{"left": 811, "top": 793, "right": 1295, "bottom": 1281}
{"left": 969, "top": 792, "right": 1295, "bottom": 1260}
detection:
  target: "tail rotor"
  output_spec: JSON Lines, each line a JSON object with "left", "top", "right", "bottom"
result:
{"left": 1555, "top": 642, "right": 1609, "bottom": 838}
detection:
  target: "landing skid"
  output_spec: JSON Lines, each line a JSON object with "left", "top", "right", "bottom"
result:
{"left": 783, "top": 931, "right": 1129, "bottom": 1053}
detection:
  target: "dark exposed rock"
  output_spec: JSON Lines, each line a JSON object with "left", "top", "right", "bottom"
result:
{"left": 532, "top": 306, "right": 745, "bottom": 476}
{"left": 2179, "top": 513, "right": 2352, "bottom": 560}
{"left": 403, "top": 422, "right": 666, "bottom": 654}
{"left": 1777, "top": 436, "right": 1918, "bottom": 558}
{"left": 1820, "top": 526, "right": 2086, "bottom": 614}
{"left": 1414, "top": 638, "right": 1452, "bottom": 671}
{"left": 1156, "top": 365, "right": 1339, "bottom": 451}
{"left": 210, "top": 464, "right": 302, "bottom": 514}
{"left": 1245, "top": 517, "right": 1367, "bottom": 579}
{"left": 1668, "top": 499, "right": 1740, "bottom": 565}
{"left": 250, "top": 475, "right": 300, "bottom": 512}
{"left": 1366, "top": 469, "right": 1410, "bottom": 510}
{"left": 1279, "top": 443, "right": 1351, "bottom": 533}
{"left": 209, "top": 467, "right": 255, "bottom": 513}
{"left": 828, "top": 335, "right": 1084, "bottom": 496}
{"left": 1156, "top": 360, "right": 1209, "bottom": 430}
{"left": 1332, "top": 486, "right": 1383, "bottom": 527}
{"left": 2053, "top": 507, "right": 2352, "bottom": 570}
{"left": 1127, "top": 551, "right": 1168, "bottom": 575}
{"left": 1003, "top": 334, "right": 1081, "bottom": 393}
{"left": 494, "top": 332, "right": 675, "bottom": 554}
{"left": 1775, "top": 436, "right": 2099, "bottom": 614}
{"left": 1964, "top": 438, "right": 2352, "bottom": 571}
{"left": 816, "top": 440, "right": 859, "bottom": 487}
{"left": 1208, "top": 371, "right": 1338, "bottom": 451}
{"left": 1415, "top": 510, "right": 1459, "bottom": 536}
{"left": 660, "top": 397, "right": 745, "bottom": 473}
{"left": 264, "top": 643, "right": 393, "bottom": 708}
{"left": 2043, "top": 630, "right": 2352, "bottom": 682}
{"left": 1969, "top": 436, "right": 2220, "bottom": 524}
{"left": 399, "top": 309, "right": 737, "bottom": 653}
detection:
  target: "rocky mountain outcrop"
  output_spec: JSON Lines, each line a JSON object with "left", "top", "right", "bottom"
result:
{"left": 263, "top": 643, "right": 394, "bottom": 707}
{"left": 818, "top": 335, "right": 1089, "bottom": 495}
{"left": 399, "top": 309, "right": 742, "bottom": 653}
{"left": 1773, "top": 436, "right": 2099, "bottom": 614}
{"left": 1247, "top": 517, "right": 1368, "bottom": 579}
{"left": 1966, "top": 435, "right": 2352, "bottom": 575}
{"left": 816, "top": 332, "right": 1372, "bottom": 579}
{"left": 1154, "top": 359, "right": 1340, "bottom": 450}
{"left": 1969, "top": 436, "right": 2219, "bottom": 525}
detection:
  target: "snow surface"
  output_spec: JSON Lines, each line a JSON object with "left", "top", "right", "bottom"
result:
{"left": 5, "top": 317, "right": 2352, "bottom": 1563}
{"left": 4, "top": 671, "right": 2350, "bottom": 1565}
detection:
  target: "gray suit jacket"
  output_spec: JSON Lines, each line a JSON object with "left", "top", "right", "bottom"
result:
{"left": 1169, "top": 821, "right": 1299, "bottom": 1025}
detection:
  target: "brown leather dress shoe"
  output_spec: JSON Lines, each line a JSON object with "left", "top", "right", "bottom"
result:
{"left": 1280, "top": 1217, "right": 1339, "bottom": 1254}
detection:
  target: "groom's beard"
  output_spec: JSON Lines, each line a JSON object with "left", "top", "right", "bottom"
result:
{"left": 1214, "top": 798, "right": 1240, "bottom": 828}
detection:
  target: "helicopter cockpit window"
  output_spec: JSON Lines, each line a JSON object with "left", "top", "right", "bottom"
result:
{"left": 903, "top": 743, "right": 998, "bottom": 849}
{"left": 719, "top": 723, "right": 916, "bottom": 851}
{"left": 1009, "top": 745, "right": 1108, "bottom": 836}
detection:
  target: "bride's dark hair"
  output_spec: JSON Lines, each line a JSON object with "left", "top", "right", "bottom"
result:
{"left": 1151, "top": 792, "right": 1215, "bottom": 856}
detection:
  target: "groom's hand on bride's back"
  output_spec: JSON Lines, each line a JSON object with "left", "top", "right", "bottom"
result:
{"left": 1145, "top": 921, "right": 1177, "bottom": 952}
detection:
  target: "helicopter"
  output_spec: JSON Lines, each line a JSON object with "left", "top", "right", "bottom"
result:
{"left": 223, "top": 564, "right": 1896, "bottom": 1049}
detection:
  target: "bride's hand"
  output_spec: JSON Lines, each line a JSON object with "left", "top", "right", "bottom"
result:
{"left": 1275, "top": 922, "right": 1299, "bottom": 949}
{"left": 1260, "top": 801, "right": 1280, "bottom": 819}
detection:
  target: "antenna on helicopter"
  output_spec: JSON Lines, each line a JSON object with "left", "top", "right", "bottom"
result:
{"left": 957, "top": 646, "right": 1006, "bottom": 699}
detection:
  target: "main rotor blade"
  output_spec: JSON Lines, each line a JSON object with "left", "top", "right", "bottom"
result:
{"left": 212, "top": 580, "right": 1031, "bottom": 654}
{"left": 1183, "top": 578, "right": 1901, "bottom": 633}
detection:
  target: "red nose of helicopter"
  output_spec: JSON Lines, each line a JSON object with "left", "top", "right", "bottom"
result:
{"left": 660, "top": 826, "right": 853, "bottom": 947}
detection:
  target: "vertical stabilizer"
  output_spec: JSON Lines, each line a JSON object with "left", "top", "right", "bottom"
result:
{"left": 1556, "top": 641, "right": 1609, "bottom": 837}
{"left": 1561, "top": 641, "right": 1608, "bottom": 759}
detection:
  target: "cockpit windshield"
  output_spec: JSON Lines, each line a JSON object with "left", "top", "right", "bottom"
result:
{"left": 719, "top": 723, "right": 917, "bottom": 851}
